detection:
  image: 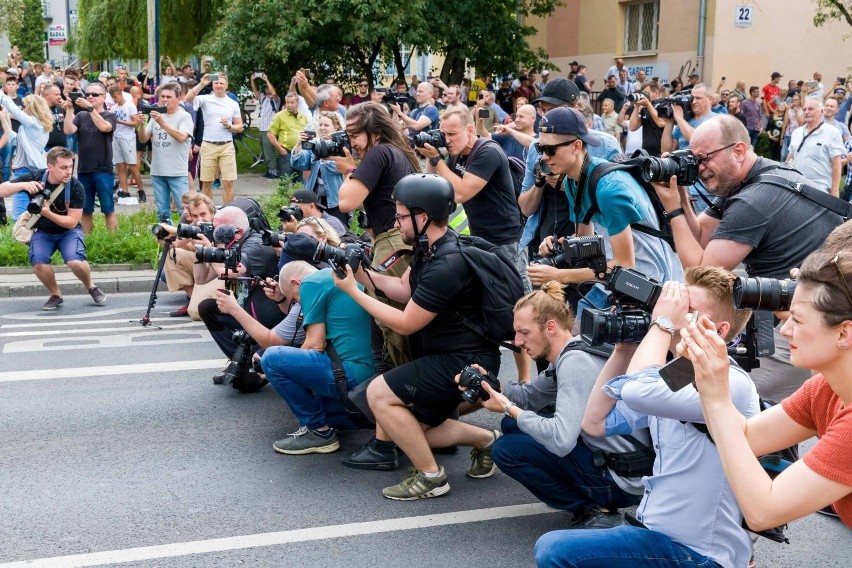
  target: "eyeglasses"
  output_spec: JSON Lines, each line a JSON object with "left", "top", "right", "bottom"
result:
{"left": 393, "top": 213, "right": 412, "bottom": 224}
{"left": 85, "top": 92, "right": 104, "bottom": 97}
{"left": 534, "top": 139, "right": 578, "bottom": 157}
{"left": 296, "top": 216, "right": 325, "bottom": 234}
{"left": 829, "top": 253, "right": 852, "bottom": 307}
{"left": 359, "top": 83, "right": 368, "bottom": 87}
{"left": 694, "top": 142, "right": 736, "bottom": 163}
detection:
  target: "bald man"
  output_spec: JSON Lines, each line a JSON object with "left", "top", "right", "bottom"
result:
{"left": 476, "top": 103, "right": 537, "bottom": 160}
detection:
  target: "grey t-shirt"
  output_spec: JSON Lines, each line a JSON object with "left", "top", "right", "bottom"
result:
{"left": 146, "top": 108, "right": 194, "bottom": 177}
{"left": 707, "top": 157, "right": 843, "bottom": 278}
{"left": 273, "top": 301, "right": 306, "bottom": 346}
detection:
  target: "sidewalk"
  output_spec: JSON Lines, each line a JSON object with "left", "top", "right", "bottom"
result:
{"left": 0, "top": 174, "right": 282, "bottom": 298}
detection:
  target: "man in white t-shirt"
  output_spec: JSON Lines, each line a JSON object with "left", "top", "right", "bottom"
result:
{"left": 787, "top": 97, "right": 845, "bottom": 197}
{"left": 137, "top": 83, "right": 194, "bottom": 222}
{"left": 107, "top": 85, "right": 144, "bottom": 202}
{"left": 185, "top": 72, "right": 243, "bottom": 204}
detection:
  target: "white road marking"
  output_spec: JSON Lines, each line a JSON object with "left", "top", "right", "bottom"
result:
{"left": 0, "top": 307, "right": 145, "bottom": 320}
{"left": 3, "top": 330, "right": 212, "bottom": 353}
{"left": 0, "top": 503, "right": 558, "bottom": 568}
{"left": 0, "top": 359, "right": 226, "bottom": 383}
{"left": 0, "top": 322, "right": 205, "bottom": 337}
{"left": 1, "top": 317, "right": 193, "bottom": 328}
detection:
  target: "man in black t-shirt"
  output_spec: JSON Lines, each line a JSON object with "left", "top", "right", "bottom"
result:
{"left": 628, "top": 82, "right": 665, "bottom": 156}
{"left": 335, "top": 102, "right": 422, "bottom": 369}
{"left": 42, "top": 84, "right": 67, "bottom": 150}
{"left": 0, "top": 147, "right": 106, "bottom": 310}
{"left": 334, "top": 174, "right": 502, "bottom": 500}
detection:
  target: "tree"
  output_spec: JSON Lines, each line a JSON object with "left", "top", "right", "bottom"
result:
{"left": 10, "top": 0, "right": 46, "bottom": 63}
{"left": 813, "top": 0, "right": 852, "bottom": 30}
{"left": 0, "top": 0, "right": 25, "bottom": 42}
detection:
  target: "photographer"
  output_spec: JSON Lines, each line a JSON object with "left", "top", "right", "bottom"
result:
{"left": 0, "top": 147, "right": 107, "bottom": 310}
{"left": 333, "top": 174, "right": 501, "bottom": 500}
{"left": 279, "top": 189, "right": 348, "bottom": 238}
{"left": 528, "top": 107, "right": 682, "bottom": 318}
{"left": 196, "top": 206, "right": 282, "bottom": 380}
{"left": 391, "top": 81, "right": 438, "bottom": 135}
{"left": 136, "top": 83, "right": 193, "bottom": 223}
{"left": 335, "top": 102, "right": 421, "bottom": 369}
{"left": 535, "top": 267, "right": 759, "bottom": 568}
{"left": 470, "top": 282, "right": 648, "bottom": 527}
{"left": 653, "top": 114, "right": 843, "bottom": 399}
{"left": 261, "top": 261, "right": 375, "bottom": 454}
{"left": 628, "top": 82, "right": 666, "bottom": 156}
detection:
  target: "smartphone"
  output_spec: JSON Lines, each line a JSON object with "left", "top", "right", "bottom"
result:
{"left": 721, "top": 76, "right": 726, "bottom": 81}
{"left": 659, "top": 356, "right": 696, "bottom": 392}
{"left": 207, "top": 73, "right": 219, "bottom": 82}
{"left": 301, "top": 68, "right": 312, "bottom": 80}
{"left": 69, "top": 92, "right": 83, "bottom": 102}
{"left": 141, "top": 105, "right": 168, "bottom": 115}
{"left": 478, "top": 108, "right": 489, "bottom": 118}
{"left": 254, "top": 72, "right": 263, "bottom": 79}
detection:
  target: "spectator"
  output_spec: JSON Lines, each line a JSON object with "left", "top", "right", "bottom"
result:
{"left": 709, "top": 92, "right": 727, "bottom": 114}
{"left": 616, "top": 68, "right": 633, "bottom": 96}
{"left": 495, "top": 77, "right": 515, "bottom": 115}
{"left": 787, "top": 97, "right": 845, "bottom": 196}
{"left": 476, "top": 103, "right": 536, "bottom": 161}
{"left": 604, "top": 58, "right": 628, "bottom": 84}
{"left": 628, "top": 81, "right": 666, "bottom": 156}
{"left": 442, "top": 83, "right": 468, "bottom": 114}
{"left": 350, "top": 78, "right": 371, "bottom": 106}
{"left": 782, "top": 92, "right": 804, "bottom": 160}
{"left": 472, "top": 90, "right": 498, "bottom": 134}
{"left": 267, "top": 92, "right": 309, "bottom": 183}
{"left": 514, "top": 75, "right": 536, "bottom": 104}
{"left": 33, "top": 62, "right": 53, "bottom": 93}
{"left": 631, "top": 69, "right": 647, "bottom": 93}
{"left": 824, "top": 96, "right": 851, "bottom": 143}
{"left": 599, "top": 98, "right": 620, "bottom": 140}
{"left": 762, "top": 71, "right": 783, "bottom": 117}
{"left": 766, "top": 101, "right": 787, "bottom": 161}
{"left": 42, "top": 84, "right": 66, "bottom": 151}
{"left": 392, "top": 81, "right": 438, "bottom": 135}
{"left": 573, "top": 65, "right": 593, "bottom": 94}
{"left": 535, "top": 69, "right": 550, "bottom": 93}
{"left": 250, "top": 72, "right": 281, "bottom": 180}
{"left": 178, "top": 64, "right": 196, "bottom": 84}
{"left": 107, "top": 85, "right": 144, "bottom": 203}
{"left": 468, "top": 73, "right": 487, "bottom": 107}
{"left": 597, "top": 75, "right": 625, "bottom": 116}
{"left": 114, "top": 64, "right": 139, "bottom": 92}
{"left": 726, "top": 93, "right": 747, "bottom": 128}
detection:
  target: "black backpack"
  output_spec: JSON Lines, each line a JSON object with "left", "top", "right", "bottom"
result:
{"left": 230, "top": 197, "right": 272, "bottom": 233}
{"left": 449, "top": 234, "right": 525, "bottom": 352}
{"left": 581, "top": 151, "right": 677, "bottom": 251}
{"left": 471, "top": 137, "right": 526, "bottom": 199}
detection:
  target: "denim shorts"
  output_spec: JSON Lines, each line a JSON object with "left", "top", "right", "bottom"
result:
{"left": 78, "top": 172, "right": 116, "bottom": 214}
{"left": 29, "top": 227, "right": 87, "bottom": 265}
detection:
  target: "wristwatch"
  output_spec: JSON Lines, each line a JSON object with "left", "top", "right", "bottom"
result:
{"left": 503, "top": 401, "right": 517, "bottom": 417}
{"left": 429, "top": 155, "right": 442, "bottom": 167}
{"left": 650, "top": 316, "right": 675, "bottom": 337}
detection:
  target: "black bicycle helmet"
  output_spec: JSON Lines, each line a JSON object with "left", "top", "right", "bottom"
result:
{"left": 392, "top": 173, "right": 455, "bottom": 222}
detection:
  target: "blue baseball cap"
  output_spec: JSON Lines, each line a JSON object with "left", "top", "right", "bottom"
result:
{"left": 539, "top": 107, "right": 601, "bottom": 147}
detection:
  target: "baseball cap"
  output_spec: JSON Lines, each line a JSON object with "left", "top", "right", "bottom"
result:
{"left": 6, "top": 67, "right": 19, "bottom": 76}
{"left": 541, "top": 70, "right": 550, "bottom": 76}
{"left": 539, "top": 107, "right": 601, "bottom": 147}
{"left": 98, "top": 71, "right": 111, "bottom": 81}
{"left": 290, "top": 189, "right": 326, "bottom": 210}
{"left": 532, "top": 78, "right": 580, "bottom": 106}
{"left": 771, "top": 71, "right": 783, "bottom": 79}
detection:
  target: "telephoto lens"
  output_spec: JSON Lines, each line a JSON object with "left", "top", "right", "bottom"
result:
{"left": 733, "top": 277, "right": 796, "bottom": 311}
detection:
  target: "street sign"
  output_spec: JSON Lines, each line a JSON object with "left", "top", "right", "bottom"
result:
{"left": 735, "top": 5, "right": 753, "bottom": 28}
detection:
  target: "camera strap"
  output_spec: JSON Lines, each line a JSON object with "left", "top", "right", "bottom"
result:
{"left": 325, "top": 341, "right": 373, "bottom": 425}
{"left": 25, "top": 171, "right": 68, "bottom": 229}
{"left": 736, "top": 162, "right": 851, "bottom": 220}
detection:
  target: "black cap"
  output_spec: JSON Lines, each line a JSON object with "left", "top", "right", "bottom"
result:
{"left": 290, "top": 189, "right": 326, "bottom": 210}
{"left": 771, "top": 71, "right": 783, "bottom": 79}
{"left": 539, "top": 107, "right": 601, "bottom": 147}
{"left": 532, "top": 78, "right": 579, "bottom": 106}
{"left": 282, "top": 232, "right": 321, "bottom": 262}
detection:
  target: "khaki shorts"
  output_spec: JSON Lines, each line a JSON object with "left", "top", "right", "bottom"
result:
{"left": 112, "top": 136, "right": 137, "bottom": 165}
{"left": 199, "top": 141, "right": 237, "bottom": 182}
{"left": 164, "top": 247, "right": 195, "bottom": 292}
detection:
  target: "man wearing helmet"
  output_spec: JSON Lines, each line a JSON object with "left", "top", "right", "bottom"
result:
{"left": 334, "top": 173, "right": 502, "bottom": 501}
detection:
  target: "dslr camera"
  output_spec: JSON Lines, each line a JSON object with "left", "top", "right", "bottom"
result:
{"left": 733, "top": 276, "right": 796, "bottom": 312}
{"left": 641, "top": 149, "right": 700, "bottom": 186}
{"left": 313, "top": 240, "right": 371, "bottom": 278}
{"left": 195, "top": 243, "right": 241, "bottom": 271}
{"left": 176, "top": 222, "right": 214, "bottom": 241}
{"left": 627, "top": 92, "right": 646, "bottom": 103}
{"left": 382, "top": 92, "right": 409, "bottom": 106}
{"left": 531, "top": 235, "right": 608, "bottom": 277}
{"left": 311, "top": 131, "right": 350, "bottom": 159}
{"left": 260, "top": 229, "right": 287, "bottom": 247}
{"left": 27, "top": 187, "right": 54, "bottom": 214}
{"left": 278, "top": 206, "right": 304, "bottom": 223}
{"left": 221, "top": 330, "right": 267, "bottom": 393}
{"left": 580, "top": 266, "right": 663, "bottom": 346}
{"left": 138, "top": 101, "right": 168, "bottom": 114}
{"left": 653, "top": 92, "right": 695, "bottom": 121}
{"left": 301, "top": 130, "right": 317, "bottom": 152}
{"left": 458, "top": 365, "right": 501, "bottom": 404}
{"left": 412, "top": 129, "right": 446, "bottom": 149}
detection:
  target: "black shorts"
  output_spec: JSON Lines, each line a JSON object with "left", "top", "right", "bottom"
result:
{"left": 383, "top": 352, "right": 501, "bottom": 427}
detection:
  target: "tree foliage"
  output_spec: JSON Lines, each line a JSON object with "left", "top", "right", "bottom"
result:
{"left": 0, "top": 0, "right": 25, "bottom": 41}
{"left": 10, "top": 0, "right": 46, "bottom": 62}
{"left": 813, "top": 0, "right": 852, "bottom": 29}
{"left": 73, "top": 0, "right": 223, "bottom": 61}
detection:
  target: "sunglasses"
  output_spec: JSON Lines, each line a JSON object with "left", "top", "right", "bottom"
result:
{"left": 85, "top": 92, "right": 104, "bottom": 97}
{"left": 535, "top": 138, "right": 578, "bottom": 157}
{"left": 828, "top": 253, "right": 852, "bottom": 307}
{"left": 359, "top": 83, "right": 368, "bottom": 87}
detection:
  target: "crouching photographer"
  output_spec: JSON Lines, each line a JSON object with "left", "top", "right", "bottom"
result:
{"left": 461, "top": 282, "right": 649, "bottom": 528}
{"left": 196, "top": 205, "right": 281, "bottom": 389}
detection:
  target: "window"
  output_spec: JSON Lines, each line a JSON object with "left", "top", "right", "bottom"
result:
{"left": 624, "top": 0, "right": 658, "bottom": 55}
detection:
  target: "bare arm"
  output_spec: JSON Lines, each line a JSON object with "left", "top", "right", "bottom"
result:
{"left": 338, "top": 177, "right": 370, "bottom": 213}
{"left": 830, "top": 155, "right": 841, "bottom": 197}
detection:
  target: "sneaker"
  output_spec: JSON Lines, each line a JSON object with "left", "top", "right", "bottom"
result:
{"left": 263, "top": 172, "right": 278, "bottom": 180}
{"left": 272, "top": 426, "right": 340, "bottom": 455}
{"left": 342, "top": 437, "right": 399, "bottom": 470}
{"left": 137, "top": 190, "right": 147, "bottom": 203}
{"left": 382, "top": 466, "right": 450, "bottom": 501}
{"left": 170, "top": 304, "right": 189, "bottom": 317}
{"left": 466, "top": 429, "right": 501, "bottom": 478}
{"left": 212, "top": 373, "right": 225, "bottom": 385}
{"left": 42, "top": 294, "right": 64, "bottom": 310}
{"left": 117, "top": 190, "right": 131, "bottom": 198}
{"left": 88, "top": 286, "right": 107, "bottom": 305}
{"left": 571, "top": 509, "right": 626, "bottom": 530}
{"left": 817, "top": 504, "right": 840, "bottom": 518}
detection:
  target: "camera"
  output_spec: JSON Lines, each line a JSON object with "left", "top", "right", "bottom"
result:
{"left": 150, "top": 224, "right": 171, "bottom": 239}
{"left": 534, "top": 159, "right": 552, "bottom": 178}
{"left": 69, "top": 91, "right": 83, "bottom": 103}
{"left": 177, "top": 222, "right": 214, "bottom": 241}
{"left": 139, "top": 102, "right": 168, "bottom": 114}
{"left": 606, "top": 266, "right": 662, "bottom": 309}
{"left": 382, "top": 92, "right": 408, "bottom": 106}
{"left": 733, "top": 277, "right": 796, "bottom": 312}
{"left": 477, "top": 108, "right": 490, "bottom": 118}
{"left": 627, "top": 92, "right": 646, "bottom": 103}
{"left": 531, "top": 235, "right": 608, "bottom": 278}
{"left": 222, "top": 330, "right": 267, "bottom": 393}
{"left": 278, "top": 206, "right": 304, "bottom": 223}
{"left": 311, "top": 130, "right": 350, "bottom": 159}
{"left": 260, "top": 229, "right": 287, "bottom": 247}
{"left": 314, "top": 240, "right": 370, "bottom": 278}
{"left": 580, "top": 309, "right": 651, "bottom": 346}
{"left": 26, "top": 187, "right": 53, "bottom": 214}
{"left": 302, "top": 130, "right": 317, "bottom": 152}
{"left": 653, "top": 92, "right": 694, "bottom": 120}
{"left": 458, "top": 365, "right": 501, "bottom": 404}
{"left": 641, "top": 149, "right": 700, "bottom": 186}
{"left": 195, "top": 243, "right": 241, "bottom": 270}
{"left": 412, "top": 129, "right": 446, "bottom": 149}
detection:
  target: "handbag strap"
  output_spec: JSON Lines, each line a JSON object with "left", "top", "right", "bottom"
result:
{"left": 24, "top": 182, "right": 65, "bottom": 229}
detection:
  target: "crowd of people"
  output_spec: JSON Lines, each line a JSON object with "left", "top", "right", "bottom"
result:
{"left": 2, "top": 48, "right": 851, "bottom": 567}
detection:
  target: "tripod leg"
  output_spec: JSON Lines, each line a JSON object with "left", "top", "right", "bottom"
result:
{"left": 141, "top": 241, "right": 172, "bottom": 326}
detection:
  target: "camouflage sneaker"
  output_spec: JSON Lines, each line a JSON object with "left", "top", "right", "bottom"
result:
{"left": 466, "top": 429, "right": 501, "bottom": 478}
{"left": 382, "top": 466, "right": 450, "bottom": 500}
{"left": 272, "top": 426, "right": 339, "bottom": 455}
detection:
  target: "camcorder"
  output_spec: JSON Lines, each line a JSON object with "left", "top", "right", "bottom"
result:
{"left": 311, "top": 131, "right": 350, "bottom": 159}
{"left": 313, "top": 240, "right": 371, "bottom": 279}
{"left": 733, "top": 276, "right": 797, "bottom": 312}
{"left": 177, "top": 222, "right": 214, "bottom": 241}
{"left": 139, "top": 102, "right": 168, "bottom": 114}
{"left": 411, "top": 129, "right": 446, "bottom": 149}
{"left": 653, "top": 92, "right": 695, "bottom": 121}
{"left": 278, "top": 206, "right": 304, "bottom": 223}
{"left": 260, "top": 229, "right": 287, "bottom": 247}
{"left": 195, "top": 243, "right": 241, "bottom": 271}
{"left": 531, "top": 235, "right": 608, "bottom": 277}
{"left": 641, "top": 150, "right": 700, "bottom": 186}
{"left": 580, "top": 266, "right": 663, "bottom": 346}
{"left": 26, "top": 187, "right": 53, "bottom": 214}
{"left": 458, "top": 365, "right": 501, "bottom": 404}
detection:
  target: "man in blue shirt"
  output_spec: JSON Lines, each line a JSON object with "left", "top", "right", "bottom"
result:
{"left": 393, "top": 82, "right": 438, "bottom": 135}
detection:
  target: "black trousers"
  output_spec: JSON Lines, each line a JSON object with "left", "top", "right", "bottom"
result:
{"left": 198, "top": 298, "right": 242, "bottom": 359}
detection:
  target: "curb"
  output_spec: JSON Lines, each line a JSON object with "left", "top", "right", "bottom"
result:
{"left": 0, "top": 275, "right": 165, "bottom": 299}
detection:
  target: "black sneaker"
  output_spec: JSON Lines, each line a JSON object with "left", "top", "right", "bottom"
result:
{"left": 137, "top": 190, "right": 147, "bottom": 203}
{"left": 42, "top": 294, "right": 64, "bottom": 310}
{"left": 571, "top": 509, "right": 626, "bottom": 530}
{"left": 342, "top": 437, "right": 399, "bottom": 470}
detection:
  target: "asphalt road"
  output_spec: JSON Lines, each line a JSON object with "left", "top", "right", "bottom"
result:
{"left": 0, "top": 293, "right": 848, "bottom": 567}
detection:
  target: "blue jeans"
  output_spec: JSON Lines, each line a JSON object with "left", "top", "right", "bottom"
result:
{"left": 261, "top": 347, "right": 360, "bottom": 430}
{"left": 747, "top": 129, "right": 760, "bottom": 147}
{"left": 151, "top": 175, "right": 189, "bottom": 222}
{"left": 493, "top": 418, "right": 639, "bottom": 512}
{"left": 78, "top": 172, "right": 116, "bottom": 214}
{"left": 535, "top": 525, "right": 720, "bottom": 568}
{"left": 277, "top": 153, "right": 299, "bottom": 182}
{"left": 0, "top": 140, "right": 14, "bottom": 183}
{"left": 10, "top": 166, "right": 32, "bottom": 220}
